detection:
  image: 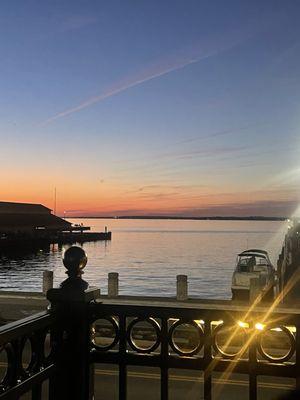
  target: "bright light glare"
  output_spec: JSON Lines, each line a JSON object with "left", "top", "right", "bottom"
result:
{"left": 271, "top": 327, "right": 282, "bottom": 332}
{"left": 213, "top": 320, "right": 224, "bottom": 326}
{"left": 255, "top": 323, "right": 265, "bottom": 331}
{"left": 238, "top": 321, "right": 249, "bottom": 328}
{"left": 194, "top": 319, "right": 205, "bottom": 325}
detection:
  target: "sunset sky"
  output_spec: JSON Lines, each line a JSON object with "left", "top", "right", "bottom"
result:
{"left": 1, "top": 1, "right": 300, "bottom": 217}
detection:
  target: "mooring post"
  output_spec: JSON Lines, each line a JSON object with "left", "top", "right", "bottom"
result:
{"left": 176, "top": 274, "right": 188, "bottom": 300}
{"left": 108, "top": 272, "right": 119, "bottom": 297}
{"left": 47, "top": 246, "right": 100, "bottom": 400}
{"left": 42, "top": 270, "right": 53, "bottom": 294}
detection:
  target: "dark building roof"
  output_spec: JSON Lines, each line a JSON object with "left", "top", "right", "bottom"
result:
{"left": 0, "top": 201, "right": 71, "bottom": 232}
{"left": 0, "top": 201, "right": 51, "bottom": 214}
{"left": 0, "top": 213, "right": 71, "bottom": 231}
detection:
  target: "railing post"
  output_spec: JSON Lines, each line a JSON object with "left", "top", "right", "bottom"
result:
{"left": 248, "top": 322, "right": 257, "bottom": 400}
{"left": 296, "top": 321, "right": 300, "bottom": 391}
{"left": 249, "top": 277, "right": 260, "bottom": 303}
{"left": 47, "top": 246, "right": 100, "bottom": 400}
{"left": 203, "top": 318, "right": 212, "bottom": 400}
{"left": 160, "top": 317, "right": 169, "bottom": 400}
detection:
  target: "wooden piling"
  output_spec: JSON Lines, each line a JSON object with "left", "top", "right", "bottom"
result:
{"left": 176, "top": 275, "right": 188, "bottom": 300}
{"left": 43, "top": 270, "right": 54, "bottom": 294}
{"left": 108, "top": 272, "right": 119, "bottom": 297}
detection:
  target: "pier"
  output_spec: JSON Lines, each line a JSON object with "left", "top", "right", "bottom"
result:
{"left": 0, "top": 201, "right": 111, "bottom": 249}
{"left": 0, "top": 231, "right": 111, "bottom": 250}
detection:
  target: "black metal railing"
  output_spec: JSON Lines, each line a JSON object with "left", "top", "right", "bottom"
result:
{"left": 0, "top": 246, "right": 300, "bottom": 400}
{"left": 0, "top": 311, "right": 57, "bottom": 400}
{"left": 89, "top": 302, "right": 300, "bottom": 400}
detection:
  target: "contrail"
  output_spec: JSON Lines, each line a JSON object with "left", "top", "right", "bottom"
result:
{"left": 40, "top": 26, "right": 257, "bottom": 126}
{"left": 40, "top": 57, "right": 202, "bottom": 126}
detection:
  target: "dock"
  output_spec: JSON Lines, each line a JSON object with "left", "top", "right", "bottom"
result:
{"left": 0, "top": 200, "right": 112, "bottom": 250}
{"left": 55, "top": 230, "right": 112, "bottom": 243}
{"left": 0, "top": 231, "right": 111, "bottom": 250}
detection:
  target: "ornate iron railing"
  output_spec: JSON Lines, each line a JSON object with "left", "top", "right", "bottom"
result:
{"left": 89, "top": 302, "right": 300, "bottom": 400}
{"left": 0, "top": 246, "right": 299, "bottom": 400}
{"left": 0, "top": 311, "right": 56, "bottom": 400}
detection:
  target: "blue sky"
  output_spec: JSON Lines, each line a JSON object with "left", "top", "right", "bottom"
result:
{"left": 1, "top": 1, "right": 300, "bottom": 216}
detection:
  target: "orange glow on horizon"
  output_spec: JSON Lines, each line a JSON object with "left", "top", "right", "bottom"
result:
{"left": 1, "top": 175, "right": 294, "bottom": 218}
{"left": 0, "top": 165, "right": 295, "bottom": 217}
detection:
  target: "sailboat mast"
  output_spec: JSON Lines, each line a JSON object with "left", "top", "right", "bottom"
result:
{"left": 54, "top": 187, "right": 57, "bottom": 216}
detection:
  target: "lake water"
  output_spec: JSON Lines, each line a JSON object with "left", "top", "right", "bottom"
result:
{"left": 0, "top": 219, "right": 288, "bottom": 299}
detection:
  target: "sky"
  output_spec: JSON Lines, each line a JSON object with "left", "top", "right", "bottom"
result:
{"left": 1, "top": 0, "right": 300, "bottom": 217}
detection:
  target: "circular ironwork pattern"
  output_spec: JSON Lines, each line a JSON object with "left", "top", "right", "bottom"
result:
{"left": 0, "top": 345, "right": 9, "bottom": 389}
{"left": 21, "top": 336, "right": 35, "bottom": 375}
{"left": 0, "top": 341, "right": 30, "bottom": 390}
{"left": 212, "top": 323, "right": 247, "bottom": 359}
{"left": 43, "top": 331, "right": 53, "bottom": 364}
{"left": 91, "top": 317, "right": 120, "bottom": 352}
{"left": 127, "top": 318, "right": 161, "bottom": 354}
{"left": 169, "top": 320, "right": 204, "bottom": 356}
{"left": 257, "top": 325, "right": 295, "bottom": 363}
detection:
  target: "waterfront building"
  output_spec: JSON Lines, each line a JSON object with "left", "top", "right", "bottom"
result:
{"left": 0, "top": 201, "right": 71, "bottom": 236}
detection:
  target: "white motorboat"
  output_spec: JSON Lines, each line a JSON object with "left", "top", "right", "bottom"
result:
{"left": 231, "top": 249, "right": 275, "bottom": 301}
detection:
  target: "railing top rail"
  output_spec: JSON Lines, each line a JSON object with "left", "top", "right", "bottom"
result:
{"left": 0, "top": 311, "right": 55, "bottom": 345}
{"left": 93, "top": 299, "right": 300, "bottom": 314}
{"left": 97, "top": 298, "right": 299, "bottom": 313}
{"left": 92, "top": 301, "right": 300, "bottom": 324}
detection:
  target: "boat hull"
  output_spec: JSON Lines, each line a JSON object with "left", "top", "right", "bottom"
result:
{"left": 231, "top": 286, "right": 274, "bottom": 302}
{"left": 231, "top": 288, "right": 249, "bottom": 301}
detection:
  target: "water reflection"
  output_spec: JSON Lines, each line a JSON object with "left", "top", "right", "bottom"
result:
{"left": 0, "top": 245, "right": 57, "bottom": 291}
{"left": 0, "top": 219, "right": 287, "bottom": 298}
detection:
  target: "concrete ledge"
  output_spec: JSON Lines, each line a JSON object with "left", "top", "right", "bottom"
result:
{"left": 0, "top": 291, "right": 48, "bottom": 323}
{"left": 0, "top": 290, "right": 296, "bottom": 324}
{"left": 0, "top": 291, "right": 234, "bottom": 323}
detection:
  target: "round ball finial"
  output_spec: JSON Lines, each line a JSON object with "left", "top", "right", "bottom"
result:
{"left": 63, "top": 246, "right": 87, "bottom": 278}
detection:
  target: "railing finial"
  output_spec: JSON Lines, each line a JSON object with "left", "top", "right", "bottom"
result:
{"left": 63, "top": 246, "right": 87, "bottom": 277}
{"left": 60, "top": 246, "right": 88, "bottom": 290}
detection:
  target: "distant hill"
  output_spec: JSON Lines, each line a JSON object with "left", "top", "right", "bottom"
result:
{"left": 69, "top": 215, "right": 287, "bottom": 221}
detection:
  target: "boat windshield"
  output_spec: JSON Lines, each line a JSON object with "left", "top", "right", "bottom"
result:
{"left": 237, "top": 255, "right": 269, "bottom": 273}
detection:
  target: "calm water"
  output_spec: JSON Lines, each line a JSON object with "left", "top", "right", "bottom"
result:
{"left": 0, "top": 219, "right": 288, "bottom": 299}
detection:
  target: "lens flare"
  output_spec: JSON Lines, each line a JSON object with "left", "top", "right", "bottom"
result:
{"left": 255, "top": 323, "right": 264, "bottom": 331}
{"left": 238, "top": 321, "right": 249, "bottom": 328}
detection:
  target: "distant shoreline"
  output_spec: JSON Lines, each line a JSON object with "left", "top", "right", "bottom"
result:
{"left": 67, "top": 216, "right": 287, "bottom": 221}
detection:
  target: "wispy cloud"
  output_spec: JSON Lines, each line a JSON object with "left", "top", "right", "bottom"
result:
{"left": 39, "top": 58, "right": 198, "bottom": 126}
{"left": 175, "top": 121, "right": 269, "bottom": 145}
{"left": 174, "top": 199, "right": 297, "bottom": 217}
{"left": 40, "top": 25, "right": 256, "bottom": 126}
{"left": 170, "top": 145, "right": 249, "bottom": 161}
{"left": 117, "top": 144, "right": 250, "bottom": 168}
{"left": 65, "top": 199, "right": 296, "bottom": 218}
{"left": 36, "top": 14, "right": 98, "bottom": 42}
{"left": 64, "top": 209, "right": 88, "bottom": 213}
{"left": 116, "top": 145, "right": 251, "bottom": 176}
{"left": 122, "top": 184, "right": 209, "bottom": 197}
